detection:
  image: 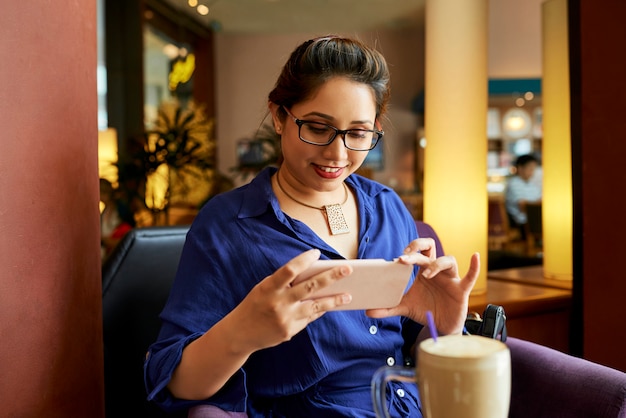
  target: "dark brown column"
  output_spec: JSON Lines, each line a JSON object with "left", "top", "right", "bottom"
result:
{"left": 0, "top": 2, "right": 104, "bottom": 417}
{"left": 570, "top": 0, "right": 626, "bottom": 371}
{"left": 105, "top": 0, "right": 145, "bottom": 162}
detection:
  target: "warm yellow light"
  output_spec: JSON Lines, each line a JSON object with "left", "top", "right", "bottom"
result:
{"left": 197, "top": 5, "right": 209, "bottom": 15}
{"left": 98, "top": 128, "right": 118, "bottom": 186}
{"left": 542, "top": 0, "right": 572, "bottom": 280}
{"left": 423, "top": 0, "right": 488, "bottom": 294}
{"left": 505, "top": 115, "right": 525, "bottom": 131}
{"left": 188, "top": 0, "right": 198, "bottom": 6}
{"left": 169, "top": 53, "right": 195, "bottom": 91}
{"left": 145, "top": 163, "right": 169, "bottom": 211}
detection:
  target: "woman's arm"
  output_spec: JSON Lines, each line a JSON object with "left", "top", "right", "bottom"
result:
{"left": 167, "top": 307, "right": 258, "bottom": 400}
{"left": 167, "top": 249, "right": 354, "bottom": 400}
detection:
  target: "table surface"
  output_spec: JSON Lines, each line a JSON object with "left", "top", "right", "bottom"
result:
{"left": 469, "top": 278, "right": 572, "bottom": 318}
{"left": 486, "top": 265, "right": 572, "bottom": 290}
{"left": 469, "top": 267, "right": 573, "bottom": 351}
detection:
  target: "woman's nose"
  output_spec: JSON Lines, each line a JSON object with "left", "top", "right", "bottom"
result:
{"left": 324, "top": 134, "right": 348, "bottom": 161}
{"left": 323, "top": 133, "right": 349, "bottom": 160}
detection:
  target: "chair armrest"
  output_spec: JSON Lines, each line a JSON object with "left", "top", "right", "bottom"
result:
{"left": 507, "top": 337, "right": 626, "bottom": 418}
{"left": 189, "top": 405, "right": 247, "bottom": 417}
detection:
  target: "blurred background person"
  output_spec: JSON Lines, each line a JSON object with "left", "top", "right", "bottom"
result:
{"left": 505, "top": 154, "right": 541, "bottom": 237}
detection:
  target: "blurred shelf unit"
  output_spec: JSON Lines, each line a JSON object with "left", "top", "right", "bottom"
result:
{"left": 487, "top": 78, "right": 543, "bottom": 186}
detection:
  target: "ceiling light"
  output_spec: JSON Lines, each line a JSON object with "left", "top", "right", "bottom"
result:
{"left": 188, "top": 0, "right": 198, "bottom": 6}
{"left": 197, "top": 5, "right": 209, "bottom": 15}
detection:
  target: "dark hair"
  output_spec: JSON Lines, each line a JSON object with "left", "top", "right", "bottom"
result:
{"left": 514, "top": 154, "right": 539, "bottom": 168}
{"left": 268, "top": 36, "right": 391, "bottom": 121}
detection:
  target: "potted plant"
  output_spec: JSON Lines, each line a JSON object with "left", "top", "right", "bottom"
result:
{"left": 129, "top": 99, "right": 219, "bottom": 225}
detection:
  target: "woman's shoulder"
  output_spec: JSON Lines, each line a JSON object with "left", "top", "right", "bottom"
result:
{"left": 347, "top": 173, "right": 390, "bottom": 196}
{"left": 348, "top": 174, "right": 412, "bottom": 219}
{"left": 194, "top": 168, "right": 275, "bottom": 225}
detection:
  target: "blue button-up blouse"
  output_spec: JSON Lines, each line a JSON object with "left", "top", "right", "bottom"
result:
{"left": 144, "top": 167, "right": 424, "bottom": 417}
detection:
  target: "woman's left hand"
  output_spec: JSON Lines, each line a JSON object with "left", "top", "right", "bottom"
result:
{"left": 366, "top": 238, "right": 480, "bottom": 335}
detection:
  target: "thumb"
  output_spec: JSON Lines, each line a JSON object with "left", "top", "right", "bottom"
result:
{"left": 462, "top": 252, "right": 481, "bottom": 291}
{"left": 365, "top": 305, "right": 405, "bottom": 319}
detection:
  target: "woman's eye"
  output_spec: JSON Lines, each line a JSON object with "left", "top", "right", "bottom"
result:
{"left": 308, "top": 124, "right": 331, "bottom": 134}
{"left": 348, "top": 130, "right": 368, "bottom": 139}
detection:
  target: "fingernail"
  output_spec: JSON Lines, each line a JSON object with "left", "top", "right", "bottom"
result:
{"left": 399, "top": 255, "right": 410, "bottom": 262}
{"left": 341, "top": 294, "right": 352, "bottom": 304}
{"left": 403, "top": 247, "right": 411, "bottom": 254}
{"left": 421, "top": 268, "right": 431, "bottom": 277}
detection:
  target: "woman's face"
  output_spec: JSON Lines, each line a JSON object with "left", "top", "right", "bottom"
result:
{"left": 272, "top": 76, "right": 378, "bottom": 194}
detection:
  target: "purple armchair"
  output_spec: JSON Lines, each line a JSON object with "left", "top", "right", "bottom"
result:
{"left": 189, "top": 338, "right": 626, "bottom": 418}
{"left": 507, "top": 337, "right": 626, "bottom": 418}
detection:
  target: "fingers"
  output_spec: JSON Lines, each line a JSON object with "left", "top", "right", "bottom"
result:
{"left": 300, "top": 292, "right": 353, "bottom": 321}
{"left": 417, "top": 255, "right": 458, "bottom": 279}
{"left": 403, "top": 238, "right": 437, "bottom": 259}
{"left": 271, "top": 249, "right": 354, "bottom": 308}
{"left": 418, "top": 253, "right": 481, "bottom": 288}
{"left": 271, "top": 249, "right": 322, "bottom": 290}
{"left": 290, "top": 264, "right": 353, "bottom": 304}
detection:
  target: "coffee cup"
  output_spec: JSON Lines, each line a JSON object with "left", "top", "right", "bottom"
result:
{"left": 371, "top": 334, "right": 511, "bottom": 418}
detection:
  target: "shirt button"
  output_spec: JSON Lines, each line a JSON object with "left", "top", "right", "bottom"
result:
{"left": 369, "top": 325, "right": 378, "bottom": 335}
{"left": 396, "top": 388, "right": 406, "bottom": 398}
{"left": 387, "top": 357, "right": 395, "bottom": 366}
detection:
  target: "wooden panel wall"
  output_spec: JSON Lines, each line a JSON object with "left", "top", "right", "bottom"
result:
{"left": 570, "top": 0, "right": 626, "bottom": 372}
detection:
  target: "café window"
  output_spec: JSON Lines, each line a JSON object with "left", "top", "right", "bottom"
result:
{"left": 144, "top": 22, "right": 195, "bottom": 129}
{"left": 143, "top": 2, "right": 214, "bottom": 128}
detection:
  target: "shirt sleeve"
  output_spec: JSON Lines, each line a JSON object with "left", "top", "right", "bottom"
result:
{"left": 144, "top": 329, "right": 248, "bottom": 413}
{"left": 143, "top": 196, "right": 255, "bottom": 413}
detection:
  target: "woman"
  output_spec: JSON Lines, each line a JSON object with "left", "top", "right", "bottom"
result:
{"left": 145, "top": 35, "right": 479, "bottom": 417}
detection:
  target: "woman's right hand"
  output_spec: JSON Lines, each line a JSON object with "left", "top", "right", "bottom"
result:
{"left": 232, "top": 249, "right": 353, "bottom": 352}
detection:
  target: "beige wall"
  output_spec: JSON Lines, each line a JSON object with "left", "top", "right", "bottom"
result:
{"left": 214, "top": 28, "right": 425, "bottom": 191}
{"left": 488, "top": 0, "right": 544, "bottom": 78}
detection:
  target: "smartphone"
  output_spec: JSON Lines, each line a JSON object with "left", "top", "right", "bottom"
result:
{"left": 293, "top": 259, "right": 413, "bottom": 311}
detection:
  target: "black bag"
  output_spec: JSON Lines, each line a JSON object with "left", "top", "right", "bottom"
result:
{"left": 465, "top": 304, "right": 507, "bottom": 342}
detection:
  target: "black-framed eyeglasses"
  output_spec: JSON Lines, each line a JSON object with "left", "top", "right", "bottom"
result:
{"left": 283, "top": 107, "right": 383, "bottom": 151}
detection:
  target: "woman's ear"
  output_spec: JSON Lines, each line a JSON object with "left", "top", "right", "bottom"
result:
{"left": 268, "top": 102, "right": 283, "bottom": 135}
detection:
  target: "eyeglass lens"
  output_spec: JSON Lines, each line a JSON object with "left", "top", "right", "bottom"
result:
{"left": 300, "top": 121, "right": 376, "bottom": 150}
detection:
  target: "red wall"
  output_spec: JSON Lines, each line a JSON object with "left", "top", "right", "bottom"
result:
{"left": 0, "top": 2, "right": 104, "bottom": 416}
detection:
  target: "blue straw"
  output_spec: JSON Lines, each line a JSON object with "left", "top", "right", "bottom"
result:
{"left": 426, "top": 310, "right": 438, "bottom": 342}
